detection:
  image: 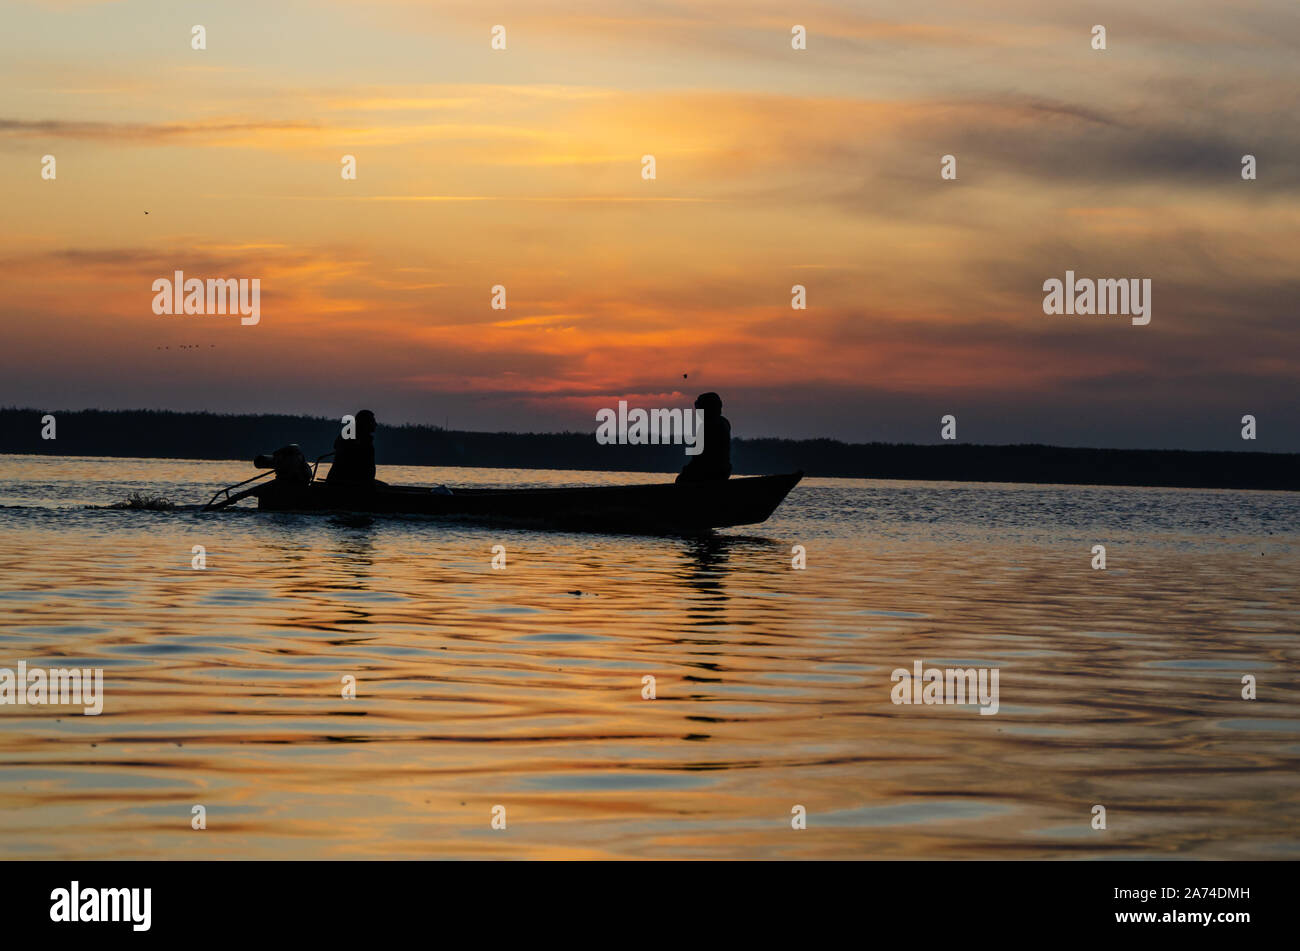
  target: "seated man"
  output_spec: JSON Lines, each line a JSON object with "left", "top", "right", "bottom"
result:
{"left": 676, "top": 392, "right": 732, "bottom": 483}
{"left": 327, "top": 409, "right": 379, "bottom": 486}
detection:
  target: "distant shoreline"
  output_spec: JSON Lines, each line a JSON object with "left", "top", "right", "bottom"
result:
{"left": 2, "top": 408, "right": 1296, "bottom": 491}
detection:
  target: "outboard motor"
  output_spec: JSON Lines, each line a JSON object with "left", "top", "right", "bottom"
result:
{"left": 253, "top": 444, "right": 312, "bottom": 487}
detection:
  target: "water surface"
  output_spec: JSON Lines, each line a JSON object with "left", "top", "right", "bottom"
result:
{"left": 0, "top": 454, "right": 1297, "bottom": 858}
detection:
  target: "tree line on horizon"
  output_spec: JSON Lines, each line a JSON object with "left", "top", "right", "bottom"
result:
{"left": 1, "top": 407, "right": 1296, "bottom": 490}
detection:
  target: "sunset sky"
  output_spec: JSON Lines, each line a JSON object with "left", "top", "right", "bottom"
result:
{"left": 2, "top": 0, "right": 1297, "bottom": 449}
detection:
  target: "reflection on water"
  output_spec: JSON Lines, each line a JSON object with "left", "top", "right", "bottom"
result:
{"left": 681, "top": 535, "right": 730, "bottom": 624}
{"left": 0, "top": 454, "right": 1297, "bottom": 859}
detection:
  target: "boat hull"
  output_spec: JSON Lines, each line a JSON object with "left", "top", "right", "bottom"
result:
{"left": 252, "top": 472, "right": 802, "bottom": 533}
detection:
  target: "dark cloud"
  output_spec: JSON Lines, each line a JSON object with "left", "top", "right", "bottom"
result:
{"left": 0, "top": 118, "right": 318, "bottom": 141}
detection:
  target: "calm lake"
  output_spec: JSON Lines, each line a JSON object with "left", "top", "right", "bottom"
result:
{"left": 1, "top": 454, "right": 1297, "bottom": 859}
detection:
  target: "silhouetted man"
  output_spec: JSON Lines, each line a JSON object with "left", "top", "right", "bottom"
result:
{"left": 328, "top": 409, "right": 378, "bottom": 486}
{"left": 676, "top": 392, "right": 731, "bottom": 483}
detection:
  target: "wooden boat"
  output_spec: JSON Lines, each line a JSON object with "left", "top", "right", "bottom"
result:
{"left": 243, "top": 472, "right": 802, "bottom": 533}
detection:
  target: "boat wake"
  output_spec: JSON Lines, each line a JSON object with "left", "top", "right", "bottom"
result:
{"left": 106, "top": 491, "right": 177, "bottom": 511}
